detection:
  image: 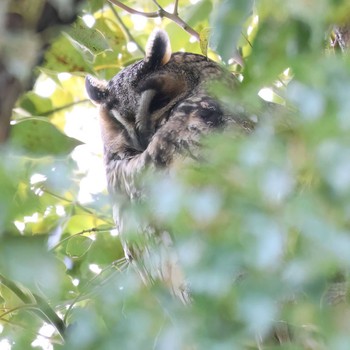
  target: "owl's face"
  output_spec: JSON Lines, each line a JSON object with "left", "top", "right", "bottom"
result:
{"left": 85, "top": 29, "right": 224, "bottom": 154}
{"left": 85, "top": 29, "right": 178, "bottom": 152}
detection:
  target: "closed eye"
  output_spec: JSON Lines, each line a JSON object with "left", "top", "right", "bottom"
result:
{"left": 110, "top": 109, "right": 142, "bottom": 151}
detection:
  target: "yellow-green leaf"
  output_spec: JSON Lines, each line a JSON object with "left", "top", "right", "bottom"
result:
{"left": 10, "top": 119, "right": 81, "bottom": 156}
{"left": 66, "top": 236, "right": 93, "bottom": 259}
{"left": 200, "top": 28, "right": 211, "bottom": 56}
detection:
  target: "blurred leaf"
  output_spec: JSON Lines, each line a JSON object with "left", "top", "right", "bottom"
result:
{"left": 10, "top": 119, "right": 81, "bottom": 156}
{"left": 17, "top": 92, "right": 53, "bottom": 117}
{"left": 66, "top": 235, "right": 93, "bottom": 258}
{"left": 184, "top": 0, "right": 212, "bottom": 27}
{"left": 87, "top": 0, "right": 104, "bottom": 13}
{"left": 0, "top": 236, "right": 63, "bottom": 298}
{"left": 66, "top": 215, "right": 105, "bottom": 235}
{"left": 210, "top": 0, "right": 253, "bottom": 61}
{"left": 3, "top": 0, "right": 350, "bottom": 348}
{"left": 26, "top": 213, "right": 60, "bottom": 235}
{"left": 86, "top": 233, "right": 123, "bottom": 265}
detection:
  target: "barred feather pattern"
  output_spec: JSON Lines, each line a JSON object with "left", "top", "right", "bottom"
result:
{"left": 86, "top": 30, "right": 253, "bottom": 304}
{"left": 334, "top": 24, "right": 350, "bottom": 52}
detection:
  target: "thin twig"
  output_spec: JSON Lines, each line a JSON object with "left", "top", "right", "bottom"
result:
{"left": 173, "top": 0, "right": 179, "bottom": 15}
{"left": 40, "top": 99, "right": 90, "bottom": 117}
{"left": 108, "top": 0, "right": 200, "bottom": 41}
{"left": 49, "top": 227, "right": 113, "bottom": 251}
{"left": 14, "top": 99, "right": 90, "bottom": 121}
{"left": 39, "top": 187, "right": 113, "bottom": 224}
{"left": 63, "top": 260, "right": 127, "bottom": 324}
{"left": 152, "top": 0, "right": 162, "bottom": 10}
{"left": 108, "top": 0, "right": 159, "bottom": 17}
{"left": 108, "top": 2, "right": 145, "bottom": 54}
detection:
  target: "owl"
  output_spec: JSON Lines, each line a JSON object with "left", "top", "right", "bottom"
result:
{"left": 334, "top": 24, "right": 350, "bottom": 52}
{"left": 85, "top": 29, "right": 253, "bottom": 303}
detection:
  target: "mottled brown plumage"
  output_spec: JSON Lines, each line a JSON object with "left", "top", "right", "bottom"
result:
{"left": 334, "top": 24, "right": 350, "bottom": 52}
{"left": 85, "top": 29, "right": 253, "bottom": 302}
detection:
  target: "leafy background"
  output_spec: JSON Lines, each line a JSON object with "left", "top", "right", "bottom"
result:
{"left": 1, "top": 0, "right": 350, "bottom": 349}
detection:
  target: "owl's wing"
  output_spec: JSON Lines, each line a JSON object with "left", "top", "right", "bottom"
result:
{"left": 107, "top": 93, "right": 252, "bottom": 303}
{"left": 115, "top": 203, "right": 191, "bottom": 304}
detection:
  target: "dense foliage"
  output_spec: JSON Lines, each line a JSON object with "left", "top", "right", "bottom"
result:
{"left": 1, "top": 0, "right": 350, "bottom": 349}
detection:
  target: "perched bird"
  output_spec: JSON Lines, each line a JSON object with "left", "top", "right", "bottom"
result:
{"left": 85, "top": 29, "right": 252, "bottom": 303}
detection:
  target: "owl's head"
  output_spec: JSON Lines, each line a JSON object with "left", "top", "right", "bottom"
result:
{"left": 85, "top": 29, "right": 191, "bottom": 150}
{"left": 85, "top": 29, "right": 171, "bottom": 116}
{"left": 85, "top": 29, "right": 171, "bottom": 105}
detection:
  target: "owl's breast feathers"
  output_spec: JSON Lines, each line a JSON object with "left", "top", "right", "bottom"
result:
{"left": 85, "top": 29, "right": 253, "bottom": 302}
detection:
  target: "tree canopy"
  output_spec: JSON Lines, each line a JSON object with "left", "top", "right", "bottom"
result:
{"left": 1, "top": 0, "right": 350, "bottom": 349}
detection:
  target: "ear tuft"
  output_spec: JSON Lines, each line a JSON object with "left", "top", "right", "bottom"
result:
{"left": 85, "top": 75, "right": 108, "bottom": 104}
{"left": 144, "top": 29, "right": 171, "bottom": 68}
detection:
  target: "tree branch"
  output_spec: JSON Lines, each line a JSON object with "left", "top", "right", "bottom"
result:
{"left": 173, "top": 0, "right": 180, "bottom": 15}
{"left": 107, "top": 0, "right": 200, "bottom": 41}
{"left": 0, "top": 0, "right": 83, "bottom": 144}
{"left": 108, "top": 0, "right": 159, "bottom": 17}
{"left": 152, "top": 0, "right": 162, "bottom": 11}
{"left": 108, "top": 2, "right": 145, "bottom": 55}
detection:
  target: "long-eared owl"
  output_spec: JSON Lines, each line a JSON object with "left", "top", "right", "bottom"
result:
{"left": 85, "top": 29, "right": 253, "bottom": 303}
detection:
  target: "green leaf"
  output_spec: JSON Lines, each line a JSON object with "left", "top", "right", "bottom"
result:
{"left": 66, "top": 19, "right": 110, "bottom": 56}
{"left": 0, "top": 236, "right": 63, "bottom": 297}
{"left": 91, "top": 18, "right": 131, "bottom": 78}
{"left": 66, "top": 235, "right": 93, "bottom": 258}
{"left": 93, "top": 17, "right": 126, "bottom": 52}
{"left": 87, "top": 0, "right": 104, "bottom": 13}
{"left": 0, "top": 273, "right": 65, "bottom": 336}
{"left": 86, "top": 233, "right": 124, "bottom": 266}
{"left": 210, "top": 0, "right": 253, "bottom": 61}
{"left": 65, "top": 214, "right": 103, "bottom": 235}
{"left": 16, "top": 92, "right": 53, "bottom": 117}
{"left": 44, "top": 35, "right": 92, "bottom": 74}
{"left": 10, "top": 119, "right": 81, "bottom": 156}
{"left": 165, "top": 22, "right": 192, "bottom": 52}
{"left": 183, "top": 0, "right": 212, "bottom": 27}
